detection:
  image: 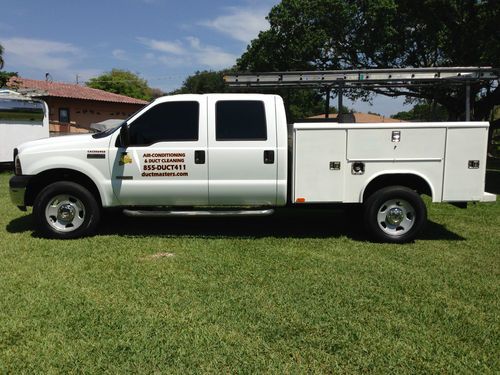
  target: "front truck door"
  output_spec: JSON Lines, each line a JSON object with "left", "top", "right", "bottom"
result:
{"left": 207, "top": 95, "right": 278, "bottom": 205}
{"left": 109, "top": 98, "right": 208, "bottom": 206}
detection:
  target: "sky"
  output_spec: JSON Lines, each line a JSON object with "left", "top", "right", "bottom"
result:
{"left": 0, "top": 0, "right": 410, "bottom": 116}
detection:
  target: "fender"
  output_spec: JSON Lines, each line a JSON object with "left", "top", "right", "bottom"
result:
{"left": 24, "top": 156, "right": 117, "bottom": 207}
{"left": 359, "top": 170, "right": 437, "bottom": 203}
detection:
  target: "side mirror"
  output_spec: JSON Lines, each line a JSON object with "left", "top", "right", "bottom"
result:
{"left": 119, "top": 123, "right": 130, "bottom": 148}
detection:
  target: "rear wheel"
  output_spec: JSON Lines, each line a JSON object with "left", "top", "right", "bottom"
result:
{"left": 363, "top": 186, "right": 427, "bottom": 243}
{"left": 33, "top": 181, "right": 100, "bottom": 239}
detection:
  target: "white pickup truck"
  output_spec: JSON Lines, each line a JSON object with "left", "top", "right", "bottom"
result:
{"left": 9, "top": 94, "right": 496, "bottom": 242}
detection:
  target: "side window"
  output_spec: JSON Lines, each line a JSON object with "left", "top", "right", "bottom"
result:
{"left": 0, "top": 99, "right": 44, "bottom": 123}
{"left": 216, "top": 100, "right": 267, "bottom": 141}
{"left": 59, "top": 108, "right": 70, "bottom": 123}
{"left": 129, "top": 101, "right": 199, "bottom": 146}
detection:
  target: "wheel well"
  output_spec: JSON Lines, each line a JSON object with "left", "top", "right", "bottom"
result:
{"left": 362, "top": 174, "right": 432, "bottom": 202}
{"left": 25, "top": 169, "right": 102, "bottom": 207}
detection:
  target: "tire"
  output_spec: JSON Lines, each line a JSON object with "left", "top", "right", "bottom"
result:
{"left": 33, "top": 181, "right": 101, "bottom": 239}
{"left": 363, "top": 186, "right": 427, "bottom": 243}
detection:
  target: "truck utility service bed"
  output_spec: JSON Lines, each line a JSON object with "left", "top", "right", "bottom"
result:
{"left": 293, "top": 122, "right": 490, "bottom": 204}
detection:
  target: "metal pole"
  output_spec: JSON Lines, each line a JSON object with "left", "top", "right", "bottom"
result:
{"left": 325, "top": 88, "right": 330, "bottom": 118}
{"left": 338, "top": 86, "right": 343, "bottom": 121}
{"left": 465, "top": 82, "right": 471, "bottom": 121}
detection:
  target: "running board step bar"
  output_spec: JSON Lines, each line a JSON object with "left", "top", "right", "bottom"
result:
{"left": 123, "top": 209, "right": 275, "bottom": 218}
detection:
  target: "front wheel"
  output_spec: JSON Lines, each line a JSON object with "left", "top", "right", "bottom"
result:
{"left": 363, "top": 186, "right": 427, "bottom": 243}
{"left": 33, "top": 181, "right": 101, "bottom": 239}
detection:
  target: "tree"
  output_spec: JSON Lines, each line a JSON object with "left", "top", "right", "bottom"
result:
{"left": 0, "top": 43, "right": 4, "bottom": 70}
{"left": 392, "top": 102, "right": 448, "bottom": 121}
{"left": 150, "top": 87, "right": 165, "bottom": 99}
{"left": 0, "top": 71, "right": 17, "bottom": 88}
{"left": 172, "top": 70, "right": 228, "bottom": 94}
{"left": 238, "top": 0, "right": 500, "bottom": 121}
{"left": 0, "top": 43, "right": 18, "bottom": 88}
{"left": 87, "top": 69, "right": 153, "bottom": 101}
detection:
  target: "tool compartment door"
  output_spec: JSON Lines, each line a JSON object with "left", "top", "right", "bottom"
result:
{"left": 347, "top": 127, "right": 446, "bottom": 161}
{"left": 293, "top": 128, "right": 346, "bottom": 203}
{"left": 443, "top": 126, "right": 489, "bottom": 201}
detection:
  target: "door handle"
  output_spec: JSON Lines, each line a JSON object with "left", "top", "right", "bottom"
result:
{"left": 195, "top": 150, "right": 205, "bottom": 164}
{"left": 264, "top": 150, "right": 275, "bottom": 164}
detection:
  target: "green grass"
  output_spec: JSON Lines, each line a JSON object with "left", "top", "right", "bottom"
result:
{"left": 0, "top": 172, "right": 499, "bottom": 373}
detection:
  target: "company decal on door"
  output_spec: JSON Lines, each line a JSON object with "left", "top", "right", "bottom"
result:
{"left": 141, "top": 152, "right": 189, "bottom": 177}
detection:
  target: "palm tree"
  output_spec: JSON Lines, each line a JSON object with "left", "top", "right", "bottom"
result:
{"left": 0, "top": 43, "right": 4, "bottom": 69}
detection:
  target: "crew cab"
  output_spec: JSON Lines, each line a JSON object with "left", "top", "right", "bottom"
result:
{"left": 9, "top": 94, "right": 496, "bottom": 242}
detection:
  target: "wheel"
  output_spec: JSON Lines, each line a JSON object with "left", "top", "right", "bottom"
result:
{"left": 33, "top": 181, "right": 101, "bottom": 239}
{"left": 363, "top": 186, "right": 427, "bottom": 243}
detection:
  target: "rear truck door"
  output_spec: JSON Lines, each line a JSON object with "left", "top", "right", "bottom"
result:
{"left": 207, "top": 95, "right": 278, "bottom": 205}
{"left": 109, "top": 96, "right": 208, "bottom": 206}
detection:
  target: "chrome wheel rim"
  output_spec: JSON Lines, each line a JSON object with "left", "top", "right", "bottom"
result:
{"left": 377, "top": 199, "right": 415, "bottom": 236}
{"left": 45, "top": 194, "right": 85, "bottom": 232}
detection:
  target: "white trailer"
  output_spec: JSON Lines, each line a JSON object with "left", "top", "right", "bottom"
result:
{"left": 0, "top": 90, "right": 49, "bottom": 164}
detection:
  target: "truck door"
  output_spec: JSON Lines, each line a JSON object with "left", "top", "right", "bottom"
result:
{"left": 207, "top": 96, "right": 278, "bottom": 205}
{"left": 109, "top": 98, "right": 208, "bottom": 206}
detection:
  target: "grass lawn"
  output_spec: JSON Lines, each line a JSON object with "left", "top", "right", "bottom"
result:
{"left": 0, "top": 172, "right": 499, "bottom": 373}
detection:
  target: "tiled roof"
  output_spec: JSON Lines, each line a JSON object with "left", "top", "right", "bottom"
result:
{"left": 309, "top": 113, "right": 405, "bottom": 123}
{"left": 8, "top": 77, "right": 149, "bottom": 105}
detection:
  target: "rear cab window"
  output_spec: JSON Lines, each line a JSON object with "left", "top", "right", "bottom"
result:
{"left": 216, "top": 100, "right": 267, "bottom": 141}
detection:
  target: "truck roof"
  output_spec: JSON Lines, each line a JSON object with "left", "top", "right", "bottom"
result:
{"left": 0, "top": 90, "right": 45, "bottom": 102}
{"left": 153, "top": 93, "right": 279, "bottom": 102}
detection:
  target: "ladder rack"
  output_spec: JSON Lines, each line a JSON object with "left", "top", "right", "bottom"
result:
{"left": 224, "top": 67, "right": 498, "bottom": 88}
{"left": 224, "top": 67, "right": 499, "bottom": 121}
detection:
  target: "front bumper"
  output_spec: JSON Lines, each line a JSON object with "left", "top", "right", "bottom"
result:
{"left": 9, "top": 175, "right": 32, "bottom": 211}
